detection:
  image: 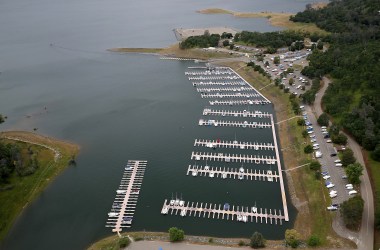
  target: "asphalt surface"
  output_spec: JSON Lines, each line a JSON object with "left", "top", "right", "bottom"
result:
{"left": 313, "top": 77, "right": 374, "bottom": 250}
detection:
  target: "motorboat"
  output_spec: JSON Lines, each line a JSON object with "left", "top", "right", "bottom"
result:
{"left": 192, "top": 170, "right": 198, "bottom": 176}
{"left": 108, "top": 212, "right": 119, "bottom": 217}
{"left": 170, "top": 199, "right": 175, "bottom": 206}
{"left": 252, "top": 206, "right": 257, "bottom": 213}
{"left": 161, "top": 207, "right": 169, "bottom": 214}
{"left": 239, "top": 167, "right": 244, "bottom": 173}
{"left": 209, "top": 171, "right": 215, "bottom": 178}
{"left": 225, "top": 157, "right": 230, "bottom": 163}
{"left": 195, "top": 155, "right": 201, "bottom": 161}
{"left": 222, "top": 173, "right": 227, "bottom": 179}
{"left": 238, "top": 173, "right": 244, "bottom": 180}
{"left": 223, "top": 203, "right": 230, "bottom": 211}
{"left": 204, "top": 165, "right": 209, "bottom": 171}
{"left": 180, "top": 209, "right": 187, "bottom": 217}
{"left": 116, "top": 190, "right": 127, "bottom": 194}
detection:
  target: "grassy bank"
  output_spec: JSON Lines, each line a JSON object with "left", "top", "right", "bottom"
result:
{"left": 197, "top": 8, "right": 328, "bottom": 35}
{"left": 365, "top": 151, "right": 380, "bottom": 249}
{"left": 0, "top": 131, "right": 79, "bottom": 241}
{"left": 219, "top": 61, "right": 353, "bottom": 248}
{"left": 110, "top": 44, "right": 239, "bottom": 60}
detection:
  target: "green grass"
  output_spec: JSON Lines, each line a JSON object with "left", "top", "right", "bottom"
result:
{"left": 367, "top": 153, "right": 380, "bottom": 249}
{"left": 0, "top": 132, "right": 79, "bottom": 242}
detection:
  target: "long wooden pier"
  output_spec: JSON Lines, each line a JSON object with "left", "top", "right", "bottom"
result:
{"left": 186, "top": 164, "right": 279, "bottom": 182}
{"left": 194, "top": 139, "right": 275, "bottom": 150}
{"left": 209, "top": 99, "right": 271, "bottom": 106}
{"left": 201, "top": 93, "right": 260, "bottom": 98}
{"left": 197, "top": 87, "right": 253, "bottom": 92}
{"left": 191, "top": 151, "right": 277, "bottom": 164}
{"left": 203, "top": 109, "right": 271, "bottom": 118}
{"left": 192, "top": 81, "right": 245, "bottom": 87}
{"left": 161, "top": 199, "right": 286, "bottom": 224}
{"left": 106, "top": 160, "right": 147, "bottom": 234}
{"left": 198, "top": 119, "right": 271, "bottom": 128}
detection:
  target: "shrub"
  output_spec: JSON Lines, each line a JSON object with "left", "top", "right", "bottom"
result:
{"left": 250, "top": 231, "right": 265, "bottom": 248}
{"left": 119, "top": 237, "right": 131, "bottom": 248}
{"left": 307, "top": 235, "right": 320, "bottom": 246}
{"left": 169, "top": 227, "right": 185, "bottom": 242}
{"left": 285, "top": 229, "right": 300, "bottom": 248}
{"left": 304, "top": 145, "right": 313, "bottom": 154}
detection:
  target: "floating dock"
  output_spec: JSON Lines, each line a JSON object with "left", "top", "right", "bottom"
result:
{"left": 197, "top": 87, "right": 253, "bottom": 92}
{"left": 209, "top": 99, "right": 271, "bottom": 106}
{"left": 106, "top": 160, "right": 147, "bottom": 234}
{"left": 198, "top": 119, "right": 271, "bottom": 128}
{"left": 194, "top": 139, "right": 275, "bottom": 150}
{"left": 161, "top": 199, "right": 286, "bottom": 224}
{"left": 201, "top": 93, "right": 261, "bottom": 98}
{"left": 186, "top": 164, "right": 279, "bottom": 182}
{"left": 192, "top": 81, "right": 245, "bottom": 87}
{"left": 191, "top": 152, "right": 277, "bottom": 164}
{"left": 203, "top": 109, "right": 271, "bottom": 118}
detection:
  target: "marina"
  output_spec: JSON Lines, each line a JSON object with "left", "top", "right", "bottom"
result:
{"left": 197, "top": 87, "right": 253, "bottom": 92}
{"left": 186, "top": 164, "right": 279, "bottom": 182}
{"left": 160, "top": 199, "right": 286, "bottom": 225}
{"left": 192, "top": 81, "right": 246, "bottom": 87}
{"left": 194, "top": 139, "right": 275, "bottom": 150}
{"left": 202, "top": 109, "right": 271, "bottom": 118}
{"left": 191, "top": 151, "right": 277, "bottom": 164}
{"left": 106, "top": 160, "right": 147, "bottom": 234}
{"left": 198, "top": 119, "right": 272, "bottom": 128}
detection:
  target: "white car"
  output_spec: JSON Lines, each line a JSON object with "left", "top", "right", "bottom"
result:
{"left": 310, "top": 138, "right": 317, "bottom": 143}
{"left": 315, "top": 151, "right": 323, "bottom": 158}
{"left": 326, "top": 183, "right": 335, "bottom": 188}
{"left": 348, "top": 190, "right": 358, "bottom": 195}
{"left": 326, "top": 139, "right": 332, "bottom": 143}
{"left": 323, "top": 175, "right": 331, "bottom": 180}
{"left": 308, "top": 131, "right": 314, "bottom": 134}
{"left": 313, "top": 143, "right": 319, "bottom": 147}
{"left": 321, "top": 126, "right": 327, "bottom": 129}
{"left": 310, "top": 134, "right": 316, "bottom": 138}
{"left": 313, "top": 146, "right": 320, "bottom": 150}
{"left": 346, "top": 184, "right": 353, "bottom": 187}
{"left": 334, "top": 159, "right": 341, "bottom": 163}
{"left": 327, "top": 206, "right": 338, "bottom": 211}
{"left": 335, "top": 163, "right": 343, "bottom": 167}
{"left": 329, "top": 193, "right": 337, "bottom": 198}
{"left": 346, "top": 186, "right": 354, "bottom": 190}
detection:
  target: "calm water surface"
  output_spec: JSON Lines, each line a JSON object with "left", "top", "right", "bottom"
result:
{"left": 0, "top": 0, "right": 326, "bottom": 249}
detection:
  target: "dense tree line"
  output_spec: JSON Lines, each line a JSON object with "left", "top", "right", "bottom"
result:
{"left": 293, "top": 0, "right": 380, "bottom": 157}
{"left": 180, "top": 32, "right": 220, "bottom": 49}
{"left": 0, "top": 141, "right": 40, "bottom": 184}
{"left": 290, "top": 0, "right": 380, "bottom": 36}
{"left": 234, "top": 30, "right": 304, "bottom": 52}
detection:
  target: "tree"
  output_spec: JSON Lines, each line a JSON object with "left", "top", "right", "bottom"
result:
{"left": 285, "top": 229, "right": 300, "bottom": 248}
{"left": 297, "top": 119, "right": 305, "bottom": 126}
{"left": 229, "top": 44, "right": 234, "bottom": 50}
{"left": 250, "top": 231, "right": 266, "bottom": 248}
{"left": 341, "top": 196, "right": 364, "bottom": 229}
{"left": 304, "top": 145, "right": 313, "bottom": 154}
{"left": 317, "top": 113, "right": 329, "bottom": 127}
{"left": 264, "top": 61, "right": 269, "bottom": 67}
{"left": 317, "top": 41, "right": 323, "bottom": 50}
{"left": 302, "top": 130, "right": 308, "bottom": 138}
{"left": 273, "top": 56, "right": 280, "bottom": 65}
{"left": 222, "top": 40, "right": 229, "bottom": 47}
{"left": 341, "top": 149, "right": 356, "bottom": 167}
{"left": 274, "top": 78, "right": 281, "bottom": 86}
{"left": 119, "top": 237, "right": 131, "bottom": 248}
{"left": 309, "top": 160, "right": 321, "bottom": 171}
{"left": 372, "top": 145, "right": 380, "bottom": 161}
{"left": 169, "top": 227, "right": 184, "bottom": 242}
{"left": 289, "top": 78, "right": 294, "bottom": 85}
{"left": 307, "top": 235, "right": 321, "bottom": 247}
{"left": 332, "top": 133, "right": 347, "bottom": 145}
{"left": 346, "top": 163, "right": 363, "bottom": 184}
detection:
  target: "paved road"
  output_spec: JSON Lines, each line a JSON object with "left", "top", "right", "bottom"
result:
{"left": 126, "top": 241, "right": 246, "bottom": 250}
{"left": 313, "top": 77, "right": 374, "bottom": 250}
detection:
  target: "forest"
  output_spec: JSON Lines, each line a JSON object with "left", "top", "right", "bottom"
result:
{"left": 293, "top": 0, "right": 380, "bottom": 159}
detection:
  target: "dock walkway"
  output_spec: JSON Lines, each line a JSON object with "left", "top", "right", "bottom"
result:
{"left": 161, "top": 199, "right": 286, "bottom": 224}
{"left": 186, "top": 164, "right": 279, "bottom": 182}
{"left": 198, "top": 119, "right": 271, "bottom": 128}
{"left": 201, "top": 93, "right": 261, "bottom": 98}
{"left": 203, "top": 109, "right": 271, "bottom": 119}
{"left": 191, "top": 151, "right": 277, "bottom": 164}
{"left": 194, "top": 139, "right": 275, "bottom": 150}
{"left": 209, "top": 99, "right": 271, "bottom": 106}
{"left": 106, "top": 160, "right": 147, "bottom": 234}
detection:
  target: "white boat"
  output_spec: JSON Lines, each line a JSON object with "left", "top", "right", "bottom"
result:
{"left": 204, "top": 165, "right": 209, "bottom": 171}
{"left": 179, "top": 200, "right": 185, "bottom": 207}
{"left": 242, "top": 215, "right": 248, "bottom": 222}
{"left": 116, "top": 190, "right": 127, "bottom": 194}
{"left": 252, "top": 206, "right": 257, "bottom": 213}
{"left": 161, "top": 207, "right": 169, "bottom": 214}
{"left": 108, "top": 212, "right": 119, "bottom": 217}
{"left": 192, "top": 170, "right": 198, "bottom": 176}
{"left": 170, "top": 199, "right": 175, "bottom": 206}
{"left": 180, "top": 209, "right": 187, "bottom": 217}
{"left": 237, "top": 214, "right": 243, "bottom": 221}
{"left": 209, "top": 171, "right": 215, "bottom": 178}
{"left": 240, "top": 144, "right": 245, "bottom": 149}
{"left": 195, "top": 155, "right": 201, "bottom": 161}
{"left": 222, "top": 173, "right": 227, "bottom": 179}
{"left": 238, "top": 173, "right": 244, "bottom": 180}
{"left": 225, "top": 157, "right": 231, "bottom": 163}
{"left": 239, "top": 167, "right": 244, "bottom": 173}
{"left": 198, "top": 119, "right": 204, "bottom": 125}
{"left": 174, "top": 198, "right": 180, "bottom": 206}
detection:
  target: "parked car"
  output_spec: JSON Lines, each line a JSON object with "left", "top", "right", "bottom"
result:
{"left": 326, "top": 183, "right": 335, "bottom": 188}
{"left": 349, "top": 190, "right": 358, "bottom": 195}
{"left": 329, "top": 193, "right": 337, "bottom": 198}
{"left": 327, "top": 206, "right": 338, "bottom": 211}
{"left": 323, "top": 175, "right": 331, "bottom": 180}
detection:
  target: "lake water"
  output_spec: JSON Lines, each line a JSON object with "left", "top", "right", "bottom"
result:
{"left": 0, "top": 0, "right": 326, "bottom": 249}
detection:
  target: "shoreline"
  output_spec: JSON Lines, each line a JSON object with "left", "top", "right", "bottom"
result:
{"left": 197, "top": 8, "right": 328, "bottom": 34}
{"left": 0, "top": 130, "right": 80, "bottom": 242}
